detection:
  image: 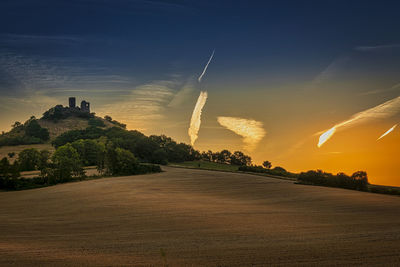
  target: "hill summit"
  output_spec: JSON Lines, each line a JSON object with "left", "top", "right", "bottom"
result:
{"left": 0, "top": 97, "right": 126, "bottom": 146}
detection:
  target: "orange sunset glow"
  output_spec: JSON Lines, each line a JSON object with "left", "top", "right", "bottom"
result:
{"left": 1, "top": 1, "right": 400, "bottom": 266}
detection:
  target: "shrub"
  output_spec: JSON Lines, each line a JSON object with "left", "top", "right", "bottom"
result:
{"left": 238, "top": 165, "right": 296, "bottom": 178}
{"left": 0, "top": 157, "right": 20, "bottom": 190}
{"left": 17, "top": 148, "right": 41, "bottom": 171}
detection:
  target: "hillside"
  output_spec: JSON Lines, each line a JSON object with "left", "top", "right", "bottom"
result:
{"left": 1, "top": 167, "right": 399, "bottom": 266}
{"left": 38, "top": 116, "right": 117, "bottom": 140}
{"left": 0, "top": 101, "right": 125, "bottom": 146}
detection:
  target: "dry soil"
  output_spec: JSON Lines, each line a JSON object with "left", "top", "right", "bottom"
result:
{"left": 0, "top": 167, "right": 399, "bottom": 266}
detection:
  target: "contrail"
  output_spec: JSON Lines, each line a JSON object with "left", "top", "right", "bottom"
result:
{"left": 377, "top": 124, "right": 397, "bottom": 140}
{"left": 217, "top": 116, "right": 266, "bottom": 151}
{"left": 198, "top": 49, "right": 215, "bottom": 83}
{"left": 188, "top": 91, "right": 208, "bottom": 146}
{"left": 317, "top": 95, "right": 400, "bottom": 147}
{"left": 188, "top": 50, "right": 215, "bottom": 146}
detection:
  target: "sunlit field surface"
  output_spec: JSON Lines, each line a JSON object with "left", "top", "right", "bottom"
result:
{"left": 1, "top": 167, "right": 399, "bottom": 266}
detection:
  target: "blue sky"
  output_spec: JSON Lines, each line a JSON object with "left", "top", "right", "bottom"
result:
{"left": 2, "top": 0, "right": 400, "bottom": 96}
{"left": 2, "top": 0, "right": 400, "bottom": 185}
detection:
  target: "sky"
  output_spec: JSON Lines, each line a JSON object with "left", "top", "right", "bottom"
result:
{"left": 1, "top": 0, "right": 400, "bottom": 186}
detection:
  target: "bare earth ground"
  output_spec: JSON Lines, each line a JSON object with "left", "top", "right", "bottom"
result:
{"left": 0, "top": 167, "right": 399, "bottom": 266}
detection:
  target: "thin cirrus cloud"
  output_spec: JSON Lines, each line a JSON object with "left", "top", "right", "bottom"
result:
{"left": 217, "top": 116, "right": 266, "bottom": 151}
{"left": 0, "top": 50, "right": 135, "bottom": 95}
{"left": 354, "top": 44, "right": 400, "bottom": 52}
{"left": 99, "top": 80, "right": 177, "bottom": 131}
{"left": 359, "top": 83, "right": 400, "bottom": 96}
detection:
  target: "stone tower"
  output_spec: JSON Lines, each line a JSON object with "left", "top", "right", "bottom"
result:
{"left": 69, "top": 97, "right": 76, "bottom": 108}
{"left": 80, "top": 100, "right": 90, "bottom": 113}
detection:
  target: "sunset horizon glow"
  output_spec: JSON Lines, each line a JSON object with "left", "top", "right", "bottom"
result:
{"left": 1, "top": 1, "right": 400, "bottom": 186}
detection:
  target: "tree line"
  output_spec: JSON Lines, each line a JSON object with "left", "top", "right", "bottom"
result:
{"left": 0, "top": 125, "right": 253, "bottom": 190}
{"left": 52, "top": 126, "right": 253, "bottom": 166}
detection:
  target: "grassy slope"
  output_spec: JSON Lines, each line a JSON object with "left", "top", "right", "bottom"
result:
{"left": 170, "top": 160, "right": 240, "bottom": 172}
{"left": 38, "top": 116, "right": 116, "bottom": 140}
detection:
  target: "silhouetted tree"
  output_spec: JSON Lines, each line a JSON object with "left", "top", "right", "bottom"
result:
{"left": 351, "top": 171, "right": 369, "bottom": 190}
{"left": 230, "top": 151, "right": 252, "bottom": 166}
{"left": 262, "top": 161, "right": 272, "bottom": 169}
{"left": 12, "top": 121, "right": 22, "bottom": 128}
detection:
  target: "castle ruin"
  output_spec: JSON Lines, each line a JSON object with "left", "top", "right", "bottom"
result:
{"left": 80, "top": 100, "right": 90, "bottom": 113}
{"left": 68, "top": 97, "right": 90, "bottom": 113}
{"left": 69, "top": 97, "right": 76, "bottom": 108}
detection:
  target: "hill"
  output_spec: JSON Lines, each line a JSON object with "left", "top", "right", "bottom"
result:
{"left": 38, "top": 116, "right": 118, "bottom": 140}
{"left": 1, "top": 167, "right": 399, "bottom": 266}
{"left": 0, "top": 100, "right": 125, "bottom": 146}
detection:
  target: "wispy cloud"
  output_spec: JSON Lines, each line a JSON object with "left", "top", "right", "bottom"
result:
{"left": 98, "top": 80, "right": 177, "bottom": 131}
{"left": 359, "top": 83, "right": 400, "bottom": 96}
{"left": 217, "top": 116, "right": 266, "bottom": 151}
{"left": 0, "top": 50, "right": 135, "bottom": 95}
{"left": 188, "top": 91, "right": 207, "bottom": 146}
{"left": 310, "top": 56, "right": 349, "bottom": 85}
{"left": 185, "top": 50, "right": 215, "bottom": 145}
{"left": 317, "top": 95, "right": 400, "bottom": 147}
{"left": 168, "top": 79, "right": 196, "bottom": 108}
{"left": 355, "top": 44, "right": 400, "bottom": 52}
{"left": 0, "top": 33, "right": 83, "bottom": 47}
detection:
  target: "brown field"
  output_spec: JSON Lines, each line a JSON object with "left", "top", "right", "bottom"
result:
{"left": 0, "top": 167, "right": 399, "bottom": 266}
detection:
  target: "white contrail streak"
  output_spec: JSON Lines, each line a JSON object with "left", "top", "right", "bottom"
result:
{"left": 217, "top": 116, "right": 266, "bottom": 151}
{"left": 198, "top": 50, "right": 215, "bottom": 83}
{"left": 377, "top": 124, "right": 397, "bottom": 140}
{"left": 188, "top": 50, "right": 215, "bottom": 146}
{"left": 188, "top": 91, "right": 208, "bottom": 146}
{"left": 317, "top": 95, "right": 400, "bottom": 147}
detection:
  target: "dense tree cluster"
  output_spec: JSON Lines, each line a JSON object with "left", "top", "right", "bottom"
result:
{"left": 0, "top": 139, "right": 161, "bottom": 190}
{"left": 53, "top": 127, "right": 201, "bottom": 164}
{"left": 0, "top": 117, "right": 49, "bottom": 147}
{"left": 200, "top": 149, "right": 252, "bottom": 166}
{"left": 51, "top": 143, "right": 85, "bottom": 180}
{"left": 297, "top": 170, "right": 369, "bottom": 191}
